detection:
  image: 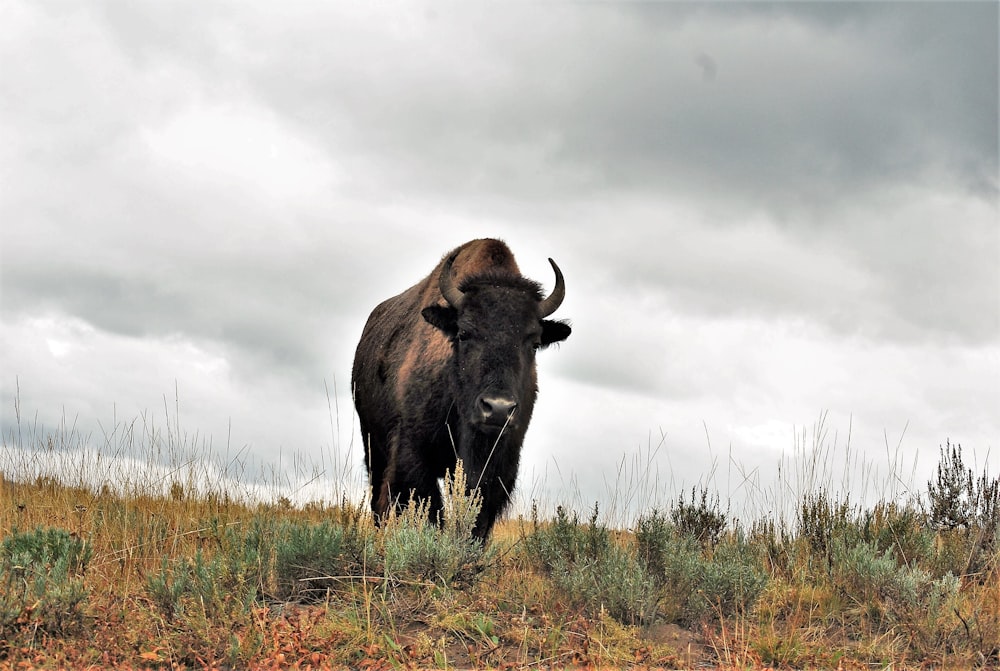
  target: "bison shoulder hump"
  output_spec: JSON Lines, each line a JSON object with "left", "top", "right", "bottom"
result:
{"left": 450, "top": 238, "right": 520, "bottom": 279}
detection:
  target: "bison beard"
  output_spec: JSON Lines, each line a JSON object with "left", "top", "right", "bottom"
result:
{"left": 352, "top": 239, "right": 571, "bottom": 540}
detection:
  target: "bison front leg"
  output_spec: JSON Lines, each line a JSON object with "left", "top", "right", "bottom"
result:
{"left": 377, "top": 433, "right": 445, "bottom": 527}
{"left": 363, "top": 433, "right": 387, "bottom": 518}
{"left": 463, "top": 454, "right": 518, "bottom": 540}
{"left": 470, "top": 477, "right": 514, "bottom": 540}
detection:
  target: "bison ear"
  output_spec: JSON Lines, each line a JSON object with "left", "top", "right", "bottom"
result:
{"left": 422, "top": 305, "right": 459, "bottom": 337}
{"left": 540, "top": 319, "right": 571, "bottom": 348}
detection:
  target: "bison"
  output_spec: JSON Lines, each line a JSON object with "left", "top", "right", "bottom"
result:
{"left": 352, "top": 238, "right": 571, "bottom": 539}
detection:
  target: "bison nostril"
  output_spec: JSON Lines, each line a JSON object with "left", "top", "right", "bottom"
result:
{"left": 479, "top": 395, "right": 517, "bottom": 424}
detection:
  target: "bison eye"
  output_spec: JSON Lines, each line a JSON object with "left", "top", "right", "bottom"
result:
{"left": 456, "top": 329, "right": 471, "bottom": 342}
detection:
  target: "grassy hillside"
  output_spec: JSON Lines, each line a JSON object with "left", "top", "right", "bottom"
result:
{"left": 1, "top": 436, "right": 998, "bottom": 669}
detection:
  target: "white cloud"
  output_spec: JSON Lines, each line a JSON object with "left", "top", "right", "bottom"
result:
{"left": 139, "top": 103, "right": 337, "bottom": 201}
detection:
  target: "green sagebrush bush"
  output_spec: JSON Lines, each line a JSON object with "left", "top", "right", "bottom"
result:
{"left": 524, "top": 504, "right": 659, "bottom": 625}
{"left": 798, "top": 492, "right": 938, "bottom": 574}
{"left": 272, "top": 519, "right": 358, "bottom": 600}
{"left": 858, "top": 501, "right": 934, "bottom": 569}
{"left": 830, "top": 536, "right": 962, "bottom": 635}
{"left": 231, "top": 502, "right": 375, "bottom": 602}
{"left": 379, "top": 465, "right": 494, "bottom": 588}
{"left": 381, "top": 514, "right": 488, "bottom": 587}
{"left": 636, "top": 509, "right": 768, "bottom": 626}
{"left": 0, "top": 526, "right": 92, "bottom": 637}
{"left": 524, "top": 500, "right": 767, "bottom": 627}
{"left": 146, "top": 545, "right": 259, "bottom": 624}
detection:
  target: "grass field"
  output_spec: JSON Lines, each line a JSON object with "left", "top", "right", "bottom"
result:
{"left": 2, "top": 410, "right": 998, "bottom": 669}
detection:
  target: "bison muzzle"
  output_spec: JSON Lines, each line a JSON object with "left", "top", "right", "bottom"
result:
{"left": 352, "top": 238, "right": 571, "bottom": 540}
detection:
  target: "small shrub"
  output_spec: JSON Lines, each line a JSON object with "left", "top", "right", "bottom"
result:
{"left": 0, "top": 527, "right": 92, "bottom": 638}
{"left": 526, "top": 504, "right": 658, "bottom": 625}
{"left": 671, "top": 485, "right": 727, "bottom": 547}
{"left": 149, "top": 552, "right": 205, "bottom": 621}
{"left": 860, "top": 501, "right": 934, "bottom": 568}
{"left": 831, "top": 539, "right": 903, "bottom": 608}
{"left": 441, "top": 463, "right": 482, "bottom": 540}
{"left": 146, "top": 547, "right": 256, "bottom": 624}
{"left": 273, "top": 520, "right": 351, "bottom": 600}
{"left": 926, "top": 440, "right": 999, "bottom": 577}
{"left": 829, "top": 536, "right": 963, "bottom": 640}
{"left": 146, "top": 556, "right": 192, "bottom": 622}
{"left": 383, "top": 521, "right": 470, "bottom": 584}
{"left": 637, "top": 511, "right": 768, "bottom": 625}
{"left": 700, "top": 536, "right": 769, "bottom": 618}
{"left": 748, "top": 516, "right": 794, "bottom": 577}
{"left": 798, "top": 489, "right": 857, "bottom": 570}
{"left": 635, "top": 508, "right": 674, "bottom": 579}
{"left": 928, "top": 440, "right": 975, "bottom": 531}
{"left": 380, "top": 468, "right": 491, "bottom": 588}
{"left": 905, "top": 571, "right": 968, "bottom": 656}
{"left": 216, "top": 516, "right": 274, "bottom": 602}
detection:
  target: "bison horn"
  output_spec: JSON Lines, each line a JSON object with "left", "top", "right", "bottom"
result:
{"left": 439, "top": 253, "right": 465, "bottom": 308}
{"left": 538, "top": 258, "right": 565, "bottom": 318}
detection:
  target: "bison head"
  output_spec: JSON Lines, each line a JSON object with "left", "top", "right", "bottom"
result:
{"left": 421, "top": 255, "right": 571, "bottom": 435}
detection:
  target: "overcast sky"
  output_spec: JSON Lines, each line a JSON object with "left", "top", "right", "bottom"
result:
{"left": 2, "top": 2, "right": 997, "bottom": 523}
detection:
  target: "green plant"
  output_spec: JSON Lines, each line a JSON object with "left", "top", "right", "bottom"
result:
{"left": 382, "top": 518, "right": 451, "bottom": 583}
{"left": 636, "top": 511, "right": 768, "bottom": 625}
{"left": 929, "top": 441, "right": 975, "bottom": 531}
{"left": 0, "top": 527, "right": 92, "bottom": 637}
{"left": 216, "top": 516, "right": 273, "bottom": 603}
{"left": 273, "top": 520, "right": 351, "bottom": 600}
{"left": 798, "top": 489, "right": 857, "bottom": 570}
{"left": 831, "top": 538, "right": 906, "bottom": 613}
{"left": 829, "top": 535, "right": 964, "bottom": 646}
{"left": 636, "top": 512, "right": 704, "bottom": 624}
{"left": 146, "top": 556, "right": 192, "bottom": 622}
{"left": 671, "top": 485, "right": 728, "bottom": 547}
{"left": 384, "top": 463, "right": 492, "bottom": 588}
{"left": 926, "top": 440, "right": 999, "bottom": 578}
{"left": 525, "top": 504, "right": 658, "bottom": 625}
{"left": 146, "top": 547, "right": 257, "bottom": 624}
{"left": 859, "top": 501, "right": 934, "bottom": 569}
{"left": 748, "top": 516, "right": 794, "bottom": 577}
{"left": 700, "top": 536, "right": 769, "bottom": 617}
{"left": 441, "top": 463, "right": 483, "bottom": 540}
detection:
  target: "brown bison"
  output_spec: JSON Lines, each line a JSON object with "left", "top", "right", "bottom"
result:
{"left": 352, "top": 239, "right": 571, "bottom": 539}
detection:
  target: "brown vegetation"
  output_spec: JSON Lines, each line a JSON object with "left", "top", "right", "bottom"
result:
{"left": 1, "top": 440, "right": 998, "bottom": 670}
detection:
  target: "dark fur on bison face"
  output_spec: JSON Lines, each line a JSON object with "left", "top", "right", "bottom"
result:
{"left": 422, "top": 273, "right": 571, "bottom": 435}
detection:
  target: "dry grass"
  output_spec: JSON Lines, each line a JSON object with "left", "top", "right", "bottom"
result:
{"left": 2, "top": 408, "right": 998, "bottom": 669}
{"left": 0, "top": 473, "right": 694, "bottom": 669}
